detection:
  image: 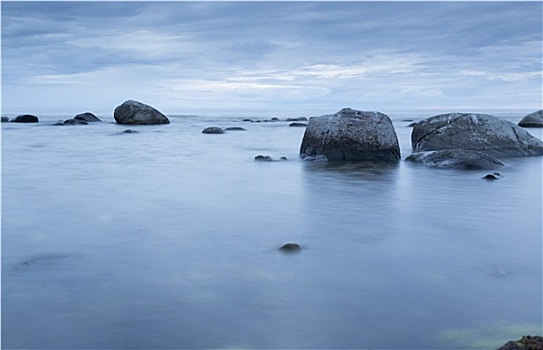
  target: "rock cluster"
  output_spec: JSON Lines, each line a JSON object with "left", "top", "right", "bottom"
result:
{"left": 407, "top": 113, "right": 543, "bottom": 170}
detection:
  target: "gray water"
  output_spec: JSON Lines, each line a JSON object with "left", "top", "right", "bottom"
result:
{"left": 2, "top": 113, "right": 542, "bottom": 349}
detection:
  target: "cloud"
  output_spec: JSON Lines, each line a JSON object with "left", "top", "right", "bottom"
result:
{"left": 1, "top": 1, "right": 541, "bottom": 115}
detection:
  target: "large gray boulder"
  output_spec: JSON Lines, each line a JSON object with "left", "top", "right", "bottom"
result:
{"left": 299, "top": 108, "right": 401, "bottom": 162}
{"left": 411, "top": 113, "right": 543, "bottom": 157}
{"left": 406, "top": 149, "right": 505, "bottom": 170}
{"left": 113, "top": 100, "right": 170, "bottom": 125}
{"left": 518, "top": 110, "right": 543, "bottom": 128}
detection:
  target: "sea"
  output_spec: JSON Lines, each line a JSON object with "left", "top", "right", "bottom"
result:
{"left": 1, "top": 110, "right": 542, "bottom": 349}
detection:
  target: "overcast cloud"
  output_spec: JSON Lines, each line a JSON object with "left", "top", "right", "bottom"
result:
{"left": 2, "top": 1, "right": 542, "bottom": 116}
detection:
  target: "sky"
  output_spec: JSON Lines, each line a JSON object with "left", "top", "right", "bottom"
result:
{"left": 1, "top": 1, "right": 542, "bottom": 117}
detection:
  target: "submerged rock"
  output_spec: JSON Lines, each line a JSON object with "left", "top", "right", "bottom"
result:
{"left": 1, "top": 117, "right": 9, "bottom": 123}
{"left": 120, "top": 129, "right": 138, "bottom": 134}
{"left": 114, "top": 100, "right": 170, "bottom": 125}
{"left": 202, "top": 126, "right": 225, "bottom": 134}
{"left": 299, "top": 108, "right": 401, "bottom": 162}
{"left": 286, "top": 117, "right": 308, "bottom": 122}
{"left": 405, "top": 149, "right": 505, "bottom": 170}
{"left": 224, "top": 127, "right": 246, "bottom": 131}
{"left": 74, "top": 112, "right": 102, "bottom": 122}
{"left": 255, "top": 155, "right": 274, "bottom": 162}
{"left": 279, "top": 243, "right": 302, "bottom": 253}
{"left": 411, "top": 113, "right": 543, "bottom": 157}
{"left": 289, "top": 122, "right": 307, "bottom": 127}
{"left": 518, "top": 110, "right": 543, "bottom": 128}
{"left": 482, "top": 172, "right": 503, "bottom": 181}
{"left": 62, "top": 118, "right": 88, "bottom": 125}
{"left": 11, "top": 114, "right": 39, "bottom": 123}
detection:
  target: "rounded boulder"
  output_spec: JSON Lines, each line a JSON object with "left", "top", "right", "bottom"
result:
{"left": 299, "top": 108, "right": 400, "bottom": 162}
{"left": 114, "top": 100, "right": 170, "bottom": 125}
{"left": 411, "top": 113, "right": 543, "bottom": 157}
{"left": 518, "top": 110, "right": 543, "bottom": 128}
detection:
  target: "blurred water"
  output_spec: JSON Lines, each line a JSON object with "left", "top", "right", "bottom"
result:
{"left": 2, "top": 113, "right": 542, "bottom": 349}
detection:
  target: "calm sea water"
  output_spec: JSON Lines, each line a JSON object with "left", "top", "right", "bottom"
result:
{"left": 2, "top": 112, "right": 542, "bottom": 349}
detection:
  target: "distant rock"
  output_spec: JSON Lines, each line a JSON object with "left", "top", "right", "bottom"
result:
{"left": 74, "top": 112, "right": 102, "bottom": 122}
{"left": 289, "top": 122, "right": 307, "bottom": 127}
{"left": 299, "top": 108, "right": 401, "bottom": 162}
{"left": 518, "top": 110, "right": 543, "bottom": 128}
{"left": 120, "top": 129, "right": 138, "bottom": 134}
{"left": 224, "top": 127, "right": 246, "bottom": 131}
{"left": 113, "top": 100, "right": 170, "bottom": 125}
{"left": 242, "top": 119, "right": 254, "bottom": 122}
{"left": 405, "top": 149, "right": 505, "bottom": 170}
{"left": 202, "top": 126, "right": 225, "bottom": 134}
{"left": 11, "top": 114, "right": 39, "bottom": 123}
{"left": 411, "top": 113, "right": 543, "bottom": 157}
{"left": 497, "top": 335, "right": 543, "bottom": 350}
{"left": 279, "top": 243, "right": 302, "bottom": 253}
{"left": 286, "top": 117, "right": 308, "bottom": 122}
{"left": 255, "top": 155, "right": 274, "bottom": 162}
{"left": 62, "top": 118, "right": 88, "bottom": 125}
{"left": 1, "top": 117, "right": 9, "bottom": 123}
{"left": 271, "top": 117, "right": 280, "bottom": 121}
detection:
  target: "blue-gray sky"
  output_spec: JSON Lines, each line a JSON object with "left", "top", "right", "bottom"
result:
{"left": 2, "top": 1, "right": 542, "bottom": 116}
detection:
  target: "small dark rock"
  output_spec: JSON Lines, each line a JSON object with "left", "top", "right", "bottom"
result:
{"left": 202, "top": 127, "right": 225, "bottom": 134}
{"left": 255, "top": 155, "right": 274, "bottom": 162}
{"left": 279, "top": 156, "right": 288, "bottom": 161}
{"left": 279, "top": 243, "right": 302, "bottom": 253}
{"left": 224, "top": 127, "right": 246, "bottom": 131}
{"left": 62, "top": 118, "right": 88, "bottom": 125}
{"left": 242, "top": 119, "right": 254, "bottom": 122}
{"left": 1, "top": 117, "right": 9, "bottom": 123}
{"left": 271, "top": 117, "right": 280, "bottom": 121}
{"left": 497, "top": 335, "right": 543, "bottom": 350}
{"left": 482, "top": 172, "right": 503, "bottom": 180}
{"left": 11, "top": 114, "right": 39, "bottom": 123}
{"left": 286, "top": 117, "right": 308, "bottom": 122}
{"left": 74, "top": 112, "right": 102, "bottom": 122}
{"left": 121, "top": 129, "right": 138, "bottom": 134}
{"left": 289, "top": 122, "right": 307, "bottom": 127}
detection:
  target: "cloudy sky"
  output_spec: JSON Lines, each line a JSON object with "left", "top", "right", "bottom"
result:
{"left": 2, "top": 1, "right": 542, "bottom": 117}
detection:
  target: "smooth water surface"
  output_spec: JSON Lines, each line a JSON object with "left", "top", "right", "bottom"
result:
{"left": 2, "top": 113, "right": 542, "bottom": 349}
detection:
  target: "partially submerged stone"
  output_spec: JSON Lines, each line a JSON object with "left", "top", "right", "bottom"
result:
{"left": 411, "top": 113, "right": 543, "bottom": 157}
{"left": 299, "top": 108, "right": 401, "bottom": 162}
{"left": 518, "top": 110, "right": 543, "bottom": 128}
{"left": 279, "top": 243, "right": 302, "bottom": 253}
{"left": 11, "top": 114, "right": 39, "bottom": 123}
{"left": 405, "top": 149, "right": 505, "bottom": 170}
{"left": 114, "top": 100, "right": 170, "bottom": 125}
{"left": 74, "top": 112, "right": 102, "bottom": 122}
{"left": 202, "top": 127, "right": 225, "bottom": 134}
